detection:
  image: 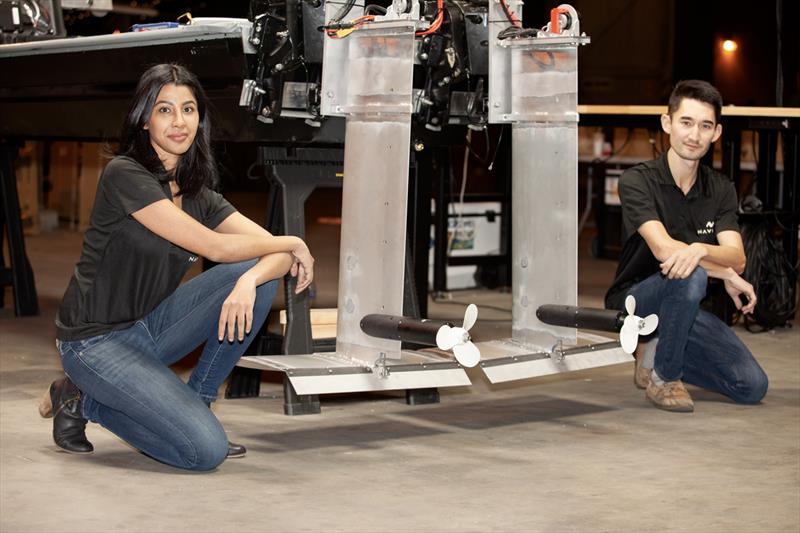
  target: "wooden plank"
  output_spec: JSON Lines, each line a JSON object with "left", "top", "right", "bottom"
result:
{"left": 48, "top": 141, "right": 79, "bottom": 225}
{"left": 78, "top": 142, "right": 106, "bottom": 231}
{"left": 579, "top": 104, "right": 800, "bottom": 118}
{"left": 15, "top": 142, "right": 40, "bottom": 235}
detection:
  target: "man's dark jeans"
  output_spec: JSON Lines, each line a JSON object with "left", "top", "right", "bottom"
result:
{"left": 627, "top": 268, "right": 768, "bottom": 404}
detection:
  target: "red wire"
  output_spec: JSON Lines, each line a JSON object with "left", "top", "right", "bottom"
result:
{"left": 416, "top": 0, "right": 444, "bottom": 36}
{"left": 498, "top": 0, "right": 521, "bottom": 28}
{"left": 325, "top": 1, "right": 447, "bottom": 40}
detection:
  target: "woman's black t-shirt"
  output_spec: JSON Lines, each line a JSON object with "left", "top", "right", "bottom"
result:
{"left": 56, "top": 156, "right": 236, "bottom": 341}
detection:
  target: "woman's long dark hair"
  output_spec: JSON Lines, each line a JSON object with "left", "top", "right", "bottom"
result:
{"left": 118, "top": 63, "right": 217, "bottom": 197}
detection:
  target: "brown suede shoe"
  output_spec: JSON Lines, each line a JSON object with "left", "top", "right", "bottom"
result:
{"left": 634, "top": 356, "right": 651, "bottom": 390}
{"left": 646, "top": 378, "right": 694, "bottom": 412}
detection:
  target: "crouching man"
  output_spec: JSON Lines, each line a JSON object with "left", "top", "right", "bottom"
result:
{"left": 605, "top": 80, "right": 768, "bottom": 412}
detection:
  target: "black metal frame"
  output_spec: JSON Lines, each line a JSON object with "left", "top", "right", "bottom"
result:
{"left": 0, "top": 142, "right": 38, "bottom": 316}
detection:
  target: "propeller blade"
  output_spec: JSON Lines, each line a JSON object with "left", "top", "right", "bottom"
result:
{"left": 624, "top": 295, "right": 636, "bottom": 317}
{"left": 639, "top": 314, "right": 659, "bottom": 336}
{"left": 462, "top": 303, "right": 478, "bottom": 331}
{"left": 436, "top": 326, "right": 463, "bottom": 351}
{"left": 619, "top": 316, "right": 639, "bottom": 354}
{"left": 453, "top": 341, "right": 481, "bottom": 368}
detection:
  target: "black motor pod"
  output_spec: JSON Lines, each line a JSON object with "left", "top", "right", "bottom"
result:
{"left": 360, "top": 314, "right": 454, "bottom": 346}
{"left": 536, "top": 304, "right": 625, "bottom": 332}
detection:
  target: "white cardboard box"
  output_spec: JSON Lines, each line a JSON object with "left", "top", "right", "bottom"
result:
{"left": 429, "top": 201, "right": 502, "bottom": 290}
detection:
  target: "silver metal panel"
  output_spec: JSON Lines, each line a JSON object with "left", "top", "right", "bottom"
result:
{"left": 341, "top": 22, "right": 416, "bottom": 115}
{"left": 239, "top": 350, "right": 471, "bottom": 395}
{"left": 320, "top": 0, "right": 366, "bottom": 116}
{"left": 62, "top": 0, "right": 113, "bottom": 9}
{"left": 336, "top": 117, "right": 412, "bottom": 359}
{"left": 281, "top": 81, "right": 314, "bottom": 110}
{"left": 509, "top": 45, "right": 579, "bottom": 123}
{"left": 0, "top": 22, "right": 250, "bottom": 57}
{"left": 289, "top": 368, "right": 469, "bottom": 395}
{"left": 486, "top": 0, "right": 521, "bottom": 122}
{"left": 511, "top": 123, "right": 578, "bottom": 349}
{"left": 334, "top": 22, "right": 416, "bottom": 359}
{"left": 476, "top": 335, "right": 632, "bottom": 384}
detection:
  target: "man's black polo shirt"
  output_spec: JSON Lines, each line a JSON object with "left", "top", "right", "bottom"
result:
{"left": 604, "top": 151, "right": 740, "bottom": 310}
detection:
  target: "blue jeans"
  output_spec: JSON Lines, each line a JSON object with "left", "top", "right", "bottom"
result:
{"left": 627, "top": 269, "right": 768, "bottom": 404}
{"left": 58, "top": 260, "right": 277, "bottom": 471}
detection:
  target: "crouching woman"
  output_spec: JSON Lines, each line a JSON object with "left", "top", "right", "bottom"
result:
{"left": 40, "top": 63, "right": 313, "bottom": 471}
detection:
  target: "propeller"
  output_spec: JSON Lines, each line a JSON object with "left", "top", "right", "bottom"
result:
{"left": 619, "top": 295, "right": 659, "bottom": 354}
{"left": 435, "top": 304, "right": 481, "bottom": 368}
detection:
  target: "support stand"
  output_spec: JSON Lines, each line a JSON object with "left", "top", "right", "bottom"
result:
{"left": 283, "top": 377, "right": 321, "bottom": 416}
{"left": 0, "top": 142, "right": 38, "bottom": 316}
{"left": 405, "top": 387, "right": 440, "bottom": 405}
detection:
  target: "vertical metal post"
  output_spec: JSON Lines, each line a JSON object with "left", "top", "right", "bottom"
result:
{"left": 332, "top": 22, "right": 417, "bottom": 361}
{"left": 487, "top": 4, "right": 588, "bottom": 350}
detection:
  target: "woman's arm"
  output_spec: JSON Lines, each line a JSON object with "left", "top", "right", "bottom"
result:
{"left": 132, "top": 199, "right": 305, "bottom": 264}
{"left": 211, "top": 211, "right": 314, "bottom": 342}
{"left": 214, "top": 212, "right": 310, "bottom": 291}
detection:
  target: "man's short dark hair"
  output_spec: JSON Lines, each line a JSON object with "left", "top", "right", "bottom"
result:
{"left": 668, "top": 80, "right": 723, "bottom": 123}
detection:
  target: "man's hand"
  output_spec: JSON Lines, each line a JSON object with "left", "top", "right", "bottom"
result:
{"left": 723, "top": 271, "right": 757, "bottom": 314}
{"left": 660, "top": 242, "right": 708, "bottom": 279}
{"left": 290, "top": 240, "right": 315, "bottom": 294}
{"left": 218, "top": 274, "right": 257, "bottom": 342}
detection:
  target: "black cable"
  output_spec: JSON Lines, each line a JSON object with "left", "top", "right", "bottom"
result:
{"left": 431, "top": 296, "right": 512, "bottom": 314}
{"left": 487, "top": 125, "right": 505, "bottom": 171}
{"left": 497, "top": 26, "right": 538, "bottom": 40}
{"left": 776, "top": 0, "right": 784, "bottom": 106}
{"left": 464, "top": 132, "right": 490, "bottom": 165}
{"left": 741, "top": 216, "right": 798, "bottom": 332}
{"left": 330, "top": 0, "right": 357, "bottom": 23}
{"left": 365, "top": 4, "right": 387, "bottom": 15}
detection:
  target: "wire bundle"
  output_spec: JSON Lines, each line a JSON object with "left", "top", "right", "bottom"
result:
{"left": 741, "top": 216, "right": 798, "bottom": 331}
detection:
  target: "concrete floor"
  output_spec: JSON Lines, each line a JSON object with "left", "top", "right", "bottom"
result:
{"left": 1, "top": 207, "right": 799, "bottom": 532}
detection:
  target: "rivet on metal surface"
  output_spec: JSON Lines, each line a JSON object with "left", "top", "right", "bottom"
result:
{"left": 375, "top": 352, "right": 389, "bottom": 379}
{"left": 521, "top": 257, "right": 528, "bottom": 268}
{"left": 551, "top": 339, "right": 565, "bottom": 362}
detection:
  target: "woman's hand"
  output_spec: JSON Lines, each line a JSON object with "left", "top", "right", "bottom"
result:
{"left": 218, "top": 273, "right": 257, "bottom": 342}
{"left": 290, "top": 239, "right": 315, "bottom": 294}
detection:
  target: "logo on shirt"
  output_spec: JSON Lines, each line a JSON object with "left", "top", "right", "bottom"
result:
{"left": 696, "top": 220, "right": 715, "bottom": 235}
{"left": 188, "top": 255, "right": 199, "bottom": 263}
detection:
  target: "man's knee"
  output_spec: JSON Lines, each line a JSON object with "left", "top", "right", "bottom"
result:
{"left": 735, "top": 369, "right": 769, "bottom": 405}
{"left": 669, "top": 267, "right": 708, "bottom": 302}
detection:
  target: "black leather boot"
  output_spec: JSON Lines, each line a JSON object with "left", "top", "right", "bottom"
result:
{"left": 204, "top": 401, "right": 246, "bottom": 458}
{"left": 226, "top": 441, "right": 247, "bottom": 458}
{"left": 48, "top": 377, "right": 94, "bottom": 454}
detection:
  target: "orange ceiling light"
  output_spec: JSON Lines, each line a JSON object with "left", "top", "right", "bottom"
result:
{"left": 722, "top": 39, "right": 738, "bottom": 53}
